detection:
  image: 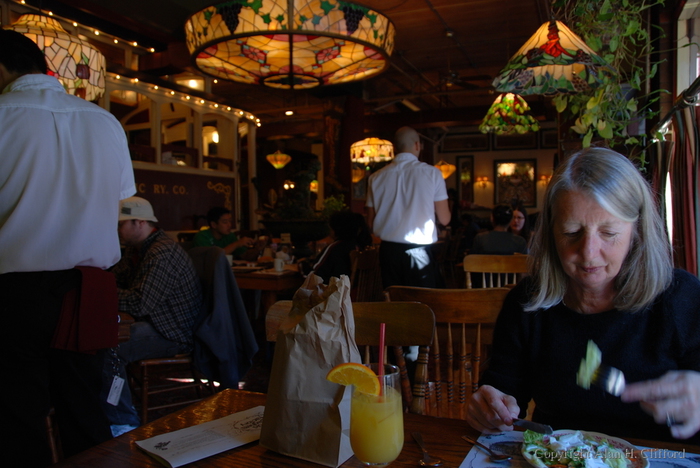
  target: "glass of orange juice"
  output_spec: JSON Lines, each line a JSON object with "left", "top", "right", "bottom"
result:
{"left": 350, "top": 364, "right": 404, "bottom": 466}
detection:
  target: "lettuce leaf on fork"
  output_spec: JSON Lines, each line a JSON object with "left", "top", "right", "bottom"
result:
{"left": 576, "top": 340, "right": 602, "bottom": 389}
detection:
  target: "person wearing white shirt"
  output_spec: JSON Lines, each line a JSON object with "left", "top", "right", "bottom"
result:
{"left": 0, "top": 30, "right": 135, "bottom": 466}
{"left": 366, "top": 126, "right": 451, "bottom": 288}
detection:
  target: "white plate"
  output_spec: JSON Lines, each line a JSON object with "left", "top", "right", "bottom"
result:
{"left": 521, "top": 429, "right": 649, "bottom": 468}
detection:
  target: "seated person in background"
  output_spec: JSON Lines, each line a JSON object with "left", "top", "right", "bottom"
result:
{"left": 470, "top": 204, "right": 528, "bottom": 255}
{"left": 193, "top": 207, "right": 255, "bottom": 259}
{"left": 467, "top": 148, "right": 700, "bottom": 444}
{"left": 301, "top": 211, "right": 372, "bottom": 283}
{"left": 102, "top": 196, "right": 203, "bottom": 435}
{"left": 508, "top": 203, "right": 532, "bottom": 245}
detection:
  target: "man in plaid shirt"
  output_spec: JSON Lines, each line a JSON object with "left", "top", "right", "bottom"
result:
{"left": 102, "top": 196, "right": 202, "bottom": 435}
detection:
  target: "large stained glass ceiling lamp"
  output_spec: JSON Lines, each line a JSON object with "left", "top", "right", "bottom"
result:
{"left": 7, "top": 14, "right": 106, "bottom": 101}
{"left": 185, "top": 0, "right": 395, "bottom": 90}
{"left": 492, "top": 20, "right": 615, "bottom": 96}
{"left": 350, "top": 137, "right": 394, "bottom": 165}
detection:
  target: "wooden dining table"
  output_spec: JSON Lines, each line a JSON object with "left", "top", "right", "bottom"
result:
{"left": 56, "top": 388, "right": 700, "bottom": 468}
{"left": 234, "top": 267, "right": 304, "bottom": 317}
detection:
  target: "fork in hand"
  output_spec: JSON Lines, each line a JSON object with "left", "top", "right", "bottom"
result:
{"left": 591, "top": 365, "right": 626, "bottom": 396}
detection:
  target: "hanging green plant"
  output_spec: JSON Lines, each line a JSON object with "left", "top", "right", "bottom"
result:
{"left": 551, "top": 0, "right": 668, "bottom": 153}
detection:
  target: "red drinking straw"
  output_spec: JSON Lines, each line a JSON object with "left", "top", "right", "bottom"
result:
{"left": 378, "top": 322, "right": 386, "bottom": 395}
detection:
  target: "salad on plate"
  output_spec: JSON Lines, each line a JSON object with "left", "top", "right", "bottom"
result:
{"left": 521, "top": 429, "right": 648, "bottom": 468}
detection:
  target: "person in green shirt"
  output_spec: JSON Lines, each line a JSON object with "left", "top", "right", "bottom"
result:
{"left": 193, "top": 207, "right": 254, "bottom": 258}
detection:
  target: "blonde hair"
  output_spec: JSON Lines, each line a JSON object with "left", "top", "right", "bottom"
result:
{"left": 525, "top": 148, "right": 673, "bottom": 312}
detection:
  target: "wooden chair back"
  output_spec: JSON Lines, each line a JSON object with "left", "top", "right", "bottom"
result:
{"left": 462, "top": 254, "right": 528, "bottom": 288}
{"left": 384, "top": 286, "right": 509, "bottom": 420}
{"left": 265, "top": 300, "right": 435, "bottom": 415}
{"left": 349, "top": 247, "right": 384, "bottom": 301}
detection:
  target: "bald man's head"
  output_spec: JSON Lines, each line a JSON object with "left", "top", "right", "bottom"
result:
{"left": 394, "top": 126, "right": 420, "bottom": 155}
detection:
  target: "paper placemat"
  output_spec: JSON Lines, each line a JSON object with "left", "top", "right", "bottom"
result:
{"left": 459, "top": 432, "right": 700, "bottom": 468}
{"left": 135, "top": 406, "right": 264, "bottom": 468}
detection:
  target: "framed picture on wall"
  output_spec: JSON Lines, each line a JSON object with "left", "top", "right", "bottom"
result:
{"left": 540, "top": 129, "right": 558, "bottom": 148}
{"left": 440, "top": 133, "right": 489, "bottom": 152}
{"left": 456, "top": 156, "right": 474, "bottom": 209}
{"left": 494, "top": 159, "right": 537, "bottom": 207}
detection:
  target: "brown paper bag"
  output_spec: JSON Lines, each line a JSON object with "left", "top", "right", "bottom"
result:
{"left": 260, "top": 274, "right": 361, "bottom": 467}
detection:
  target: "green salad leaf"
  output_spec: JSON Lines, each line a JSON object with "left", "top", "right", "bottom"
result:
{"left": 576, "top": 340, "right": 602, "bottom": 389}
{"left": 524, "top": 429, "right": 545, "bottom": 444}
{"left": 521, "top": 430, "right": 632, "bottom": 468}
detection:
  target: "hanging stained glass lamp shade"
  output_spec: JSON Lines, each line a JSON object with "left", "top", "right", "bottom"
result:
{"left": 185, "top": 0, "right": 395, "bottom": 90}
{"left": 350, "top": 137, "right": 394, "bottom": 165}
{"left": 434, "top": 160, "right": 456, "bottom": 179}
{"left": 266, "top": 150, "right": 292, "bottom": 169}
{"left": 492, "top": 20, "right": 615, "bottom": 96}
{"left": 479, "top": 93, "right": 540, "bottom": 135}
{"left": 7, "top": 14, "right": 106, "bottom": 101}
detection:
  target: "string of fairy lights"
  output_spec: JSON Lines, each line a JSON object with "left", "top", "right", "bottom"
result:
{"left": 11, "top": 0, "right": 261, "bottom": 127}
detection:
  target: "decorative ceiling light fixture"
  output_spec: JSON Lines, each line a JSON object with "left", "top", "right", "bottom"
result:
{"left": 266, "top": 150, "right": 292, "bottom": 169}
{"left": 492, "top": 19, "right": 615, "bottom": 96}
{"left": 350, "top": 137, "right": 394, "bottom": 165}
{"left": 479, "top": 93, "right": 540, "bottom": 135}
{"left": 434, "top": 160, "right": 456, "bottom": 179}
{"left": 185, "top": 0, "right": 395, "bottom": 90}
{"left": 7, "top": 14, "right": 106, "bottom": 101}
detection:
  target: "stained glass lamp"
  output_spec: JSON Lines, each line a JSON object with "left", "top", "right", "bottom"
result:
{"left": 434, "top": 160, "right": 456, "bottom": 179}
{"left": 266, "top": 150, "right": 292, "bottom": 169}
{"left": 479, "top": 93, "right": 540, "bottom": 135}
{"left": 492, "top": 20, "right": 615, "bottom": 96}
{"left": 350, "top": 137, "right": 394, "bottom": 165}
{"left": 185, "top": 0, "right": 395, "bottom": 89}
{"left": 7, "top": 14, "right": 106, "bottom": 101}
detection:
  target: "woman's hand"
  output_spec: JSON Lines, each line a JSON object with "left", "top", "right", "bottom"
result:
{"left": 467, "top": 385, "right": 520, "bottom": 433}
{"left": 621, "top": 370, "right": 700, "bottom": 439}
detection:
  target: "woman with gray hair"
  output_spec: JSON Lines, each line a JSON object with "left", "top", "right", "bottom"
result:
{"left": 467, "top": 148, "right": 700, "bottom": 443}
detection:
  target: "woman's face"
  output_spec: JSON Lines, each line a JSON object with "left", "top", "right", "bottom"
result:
{"left": 553, "top": 190, "right": 634, "bottom": 295}
{"left": 511, "top": 210, "right": 526, "bottom": 233}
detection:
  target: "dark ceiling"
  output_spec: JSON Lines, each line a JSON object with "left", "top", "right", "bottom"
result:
{"left": 25, "top": 0, "right": 557, "bottom": 135}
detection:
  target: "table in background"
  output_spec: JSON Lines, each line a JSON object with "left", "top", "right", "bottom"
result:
{"left": 234, "top": 268, "right": 303, "bottom": 317}
{"left": 54, "top": 389, "right": 699, "bottom": 468}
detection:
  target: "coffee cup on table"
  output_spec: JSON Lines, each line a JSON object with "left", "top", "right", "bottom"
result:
{"left": 274, "top": 258, "right": 285, "bottom": 272}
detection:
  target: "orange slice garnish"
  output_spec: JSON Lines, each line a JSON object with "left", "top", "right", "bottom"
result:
{"left": 325, "top": 363, "right": 381, "bottom": 395}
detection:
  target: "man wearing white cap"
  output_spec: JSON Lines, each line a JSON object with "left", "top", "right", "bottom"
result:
{"left": 102, "top": 196, "right": 202, "bottom": 434}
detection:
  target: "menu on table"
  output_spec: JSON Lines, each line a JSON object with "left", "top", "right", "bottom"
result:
{"left": 135, "top": 406, "right": 264, "bottom": 467}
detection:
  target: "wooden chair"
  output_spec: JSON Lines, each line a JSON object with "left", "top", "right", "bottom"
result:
{"left": 384, "top": 286, "right": 509, "bottom": 420}
{"left": 45, "top": 407, "right": 63, "bottom": 463}
{"left": 128, "top": 354, "right": 214, "bottom": 423}
{"left": 349, "top": 247, "right": 384, "bottom": 302}
{"left": 462, "top": 254, "right": 528, "bottom": 289}
{"left": 265, "top": 300, "right": 435, "bottom": 415}
{"left": 128, "top": 247, "right": 244, "bottom": 423}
